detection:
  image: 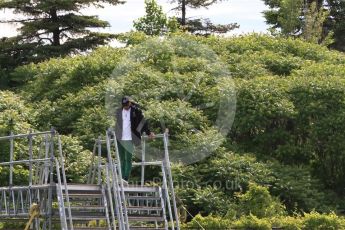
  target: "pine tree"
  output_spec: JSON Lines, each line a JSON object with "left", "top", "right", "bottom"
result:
{"left": 171, "top": 0, "right": 223, "bottom": 25}
{"left": 0, "top": 0, "right": 124, "bottom": 66}
{"left": 170, "top": 0, "right": 238, "bottom": 35}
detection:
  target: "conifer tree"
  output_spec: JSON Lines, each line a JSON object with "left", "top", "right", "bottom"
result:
{"left": 0, "top": 0, "right": 124, "bottom": 65}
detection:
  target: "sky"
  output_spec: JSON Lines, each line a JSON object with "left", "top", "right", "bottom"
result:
{"left": 0, "top": 0, "right": 269, "bottom": 38}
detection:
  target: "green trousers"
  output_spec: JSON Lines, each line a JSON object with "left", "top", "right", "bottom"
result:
{"left": 117, "top": 140, "right": 134, "bottom": 181}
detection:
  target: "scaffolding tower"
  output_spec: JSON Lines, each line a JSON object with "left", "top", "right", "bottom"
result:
{"left": 0, "top": 128, "right": 180, "bottom": 230}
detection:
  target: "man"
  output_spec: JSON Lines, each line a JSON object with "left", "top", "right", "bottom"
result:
{"left": 114, "top": 96, "right": 154, "bottom": 181}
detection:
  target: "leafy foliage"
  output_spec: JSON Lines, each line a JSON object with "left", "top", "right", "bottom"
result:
{"left": 172, "top": 151, "right": 275, "bottom": 216}
{"left": 302, "top": 211, "right": 345, "bottom": 229}
{"left": 262, "top": 0, "right": 345, "bottom": 51}
{"left": 183, "top": 212, "right": 345, "bottom": 230}
{"left": 58, "top": 135, "right": 92, "bottom": 183}
{"left": 0, "top": 91, "right": 33, "bottom": 136}
{"left": 235, "top": 183, "right": 286, "bottom": 218}
{"left": 133, "top": 0, "right": 179, "bottom": 36}
{"left": 0, "top": 90, "right": 92, "bottom": 186}
{"left": 270, "top": 164, "right": 337, "bottom": 213}
{"left": 2, "top": 33, "right": 345, "bottom": 227}
{"left": 232, "top": 214, "right": 272, "bottom": 230}
{"left": 181, "top": 214, "right": 231, "bottom": 229}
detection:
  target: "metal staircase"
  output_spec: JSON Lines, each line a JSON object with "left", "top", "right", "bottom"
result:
{"left": 87, "top": 129, "right": 180, "bottom": 230}
{"left": 0, "top": 129, "right": 180, "bottom": 230}
{"left": 124, "top": 185, "right": 167, "bottom": 229}
{"left": 60, "top": 184, "right": 110, "bottom": 230}
{"left": 0, "top": 130, "right": 72, "bottom": 229}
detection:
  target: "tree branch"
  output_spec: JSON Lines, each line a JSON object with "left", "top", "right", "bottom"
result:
{"left": 38, "top": 37, "right": 53, "bottom": 44}
{"left": 0, "top": 18, "right": 49, "bottom": 23}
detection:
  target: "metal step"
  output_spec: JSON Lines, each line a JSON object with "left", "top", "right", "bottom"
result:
{"left": 127, "top": 206, "right": 162, "bottom": 211}
{"left": 69, "top": 206, "right": 106, "bottom": 211}
{"left": 62, "top": 184, "right": 101, "bottom": 191}
{"left": 123, "top": 186, "right": 159, "bottom": 193}
{"left": 127, "top": 216, "right": 165, "bottom": 222}
{"left": 59, "top": 184, "right": 166, "bottom": 227}
{"left": 130, "top": 227, "right": 165, "bottom": 230}
{"left": 126, "top": 196, "right": 161, "bottom": 200}
{"left": 74, "top": 228, "right": 107, "bottom": 230}
{"left": 68, "top": 193, "right": 103, "bottom": 198}
{"left": 71, "top": 216, "right": 108, "bottom": 221}
{"left": 52, "top": 209, "right": 106, "bottom": 217}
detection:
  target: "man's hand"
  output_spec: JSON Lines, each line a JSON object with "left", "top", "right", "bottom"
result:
{"left": 148, "top": 132, "right": 155, "bottom": 139}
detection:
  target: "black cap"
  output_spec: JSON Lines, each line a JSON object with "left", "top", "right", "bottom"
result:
{"left": 121, "top": 96, "right": 131, "bottom": 105}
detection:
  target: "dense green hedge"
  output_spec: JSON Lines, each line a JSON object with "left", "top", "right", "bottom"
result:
{"left": 182, "top": 184, "right": 344, "bottom": 229}
{"left": 1, "top": 33, "right": 345, "bottom": 226}
{"left": 182, "top": 211, "right": 345, "bottom": 230}
{"left": 232, "top": 75, "right": 345, "bottom": 194}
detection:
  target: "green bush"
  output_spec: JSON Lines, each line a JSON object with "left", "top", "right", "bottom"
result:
{"left": 214, "top": 34, "right": 343, "bottom": 63}
{"left": 18, "top": 47, "right": 125, "bottom": 101}
{"left": 270, "top": 163, "right": 337, "bottom": 213}
{"left": 236, "top": 183, "right": 286, "bottom": 218}
{"left": 4, "top": 33, "right": 345, "bottom": 218}
{"left": 183, "top": 212, "right": 345, "bottom": 230}
{"left": 258, "top": 51, "right": 302, "bottom": 76}
{"left": 0, "top": 90, "right": 33, "bottom": 136}
{"left": 181, "top": 214, "right": 231, "bottom": 229}
{"left": 288, "top": 76, "right": 345, "bottom": 193}
{"left": 302, "top": 211, "right": 345, "bottom": 230}
{"left": 195, "top": 150, "right": 275, "bottom": 193}
{"left": 292, "top": 62, "right": 345, "bottom": 78}
{"left": 233, "top": 74, "right": 345, "bottom": 194}
{"left": 0, "top": 91, "right": 34, "bottom": 186}
{"left": 271, "top": 216, "right": 303, "bottom": 230}
{"left": 232, "top": 214, "right": 271, "bottom": 230}
{"left": 172, "top": 150, "right": 275, "bottom": 216}
{"left": 232, "top": 76, "right": 299, "bottom": 162}
{"left": 33, "top": 83, "right": 109, "bottom": 140}
{"left": 191, "top": 186, "right": 231, "bottom": 215}
{"left": 200, "top": 34, "right": 345, "bottom": 80}
{"left": 58, "top": 135, "right": 92, "bottom": 183}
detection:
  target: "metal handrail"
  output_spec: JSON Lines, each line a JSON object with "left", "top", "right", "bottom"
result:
{"left": 104, "top": 164, "right": 116, "bottom": 230}
{"left": 131, "top": 129, "right": 180, "bottom": 230}
{"left": 57, "top": 135, "right": 74, "bottom": 230}
{"left": 110, "top": 130, "right": 130, "bottom": 230}
{"left": 106, "top": 131, "right": 125, "bottom": 230}
{"left": 87, "top": 137, "right": 119, "bottom": 230}
{"left": 163, "top": 131, "right": 180, "bottom": 230}
{"left": 0, "top": 184, "right": 51, "bottom": 191}
{"left": 161, "top": 161, "right": 175, "bottom": 229}
{"left": 85, "top": 129, "right": 180, "bottom": 230}
{"left": 0, "top": 158, "right": 51, "bottom": 166}
{"left": 132, "top": 161, "right": 162, "bottom": 166}
{"left": 0, "top": 130, "right": 53, "bottom": 141}
{"left": 87, "top": 142, "right": 97, "bottom": 184}
{"left": 55, "top": 158, "right": 68, "bottom": 230}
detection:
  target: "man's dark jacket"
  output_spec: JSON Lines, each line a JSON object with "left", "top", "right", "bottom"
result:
{"left": 115, "top": 105, "right": 151, "bottom": 146}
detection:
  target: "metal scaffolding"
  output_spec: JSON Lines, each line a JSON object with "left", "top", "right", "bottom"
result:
{"left": 0, "top": 129, "right": 180, "bottom": 230}
{"left": 0, "top": 129, "right": 72, "bottom": 230}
